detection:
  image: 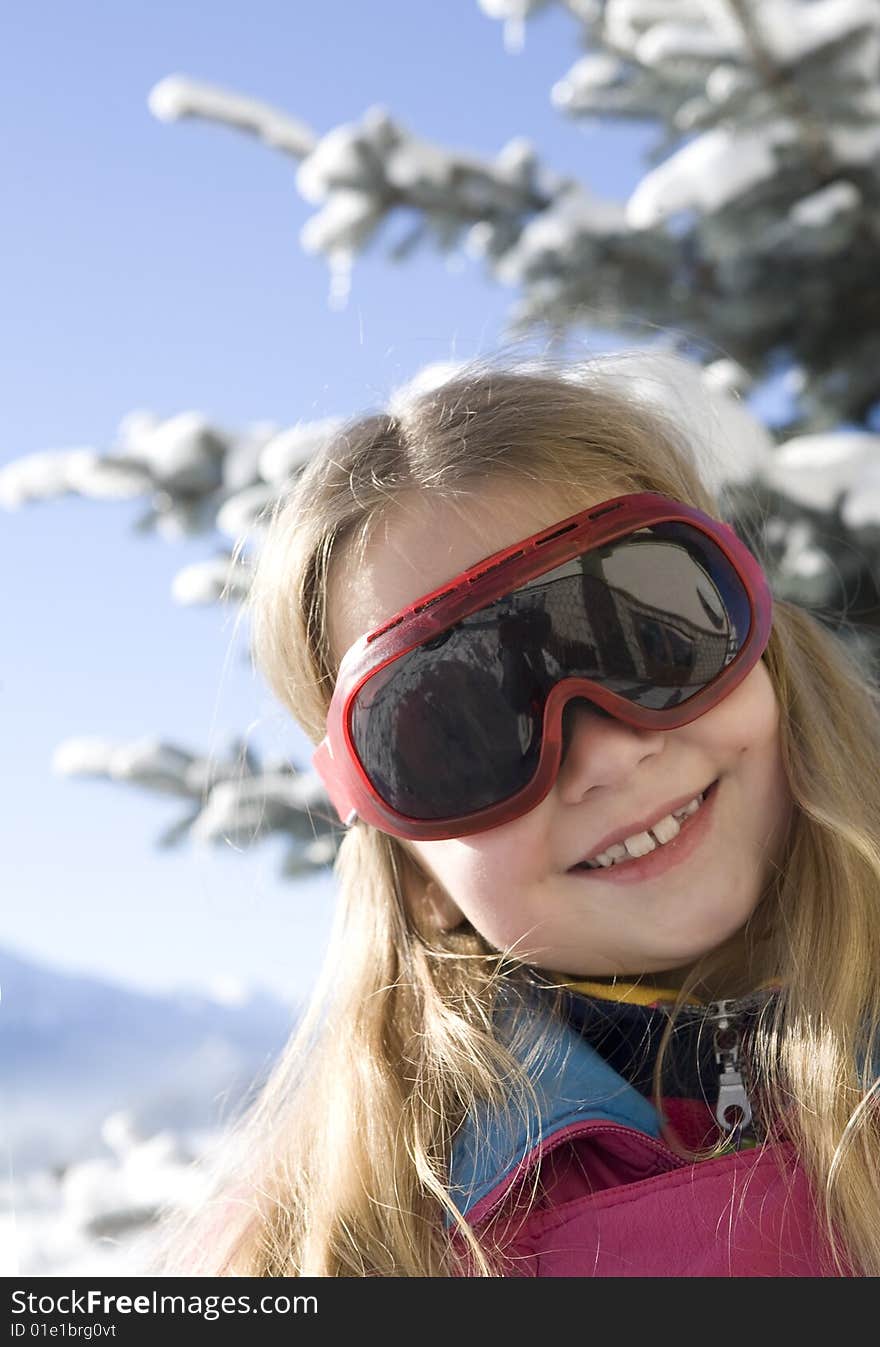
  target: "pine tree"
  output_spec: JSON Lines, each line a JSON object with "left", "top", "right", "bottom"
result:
{"left": 3, "top": 0, "right": 879, "bottom": 876}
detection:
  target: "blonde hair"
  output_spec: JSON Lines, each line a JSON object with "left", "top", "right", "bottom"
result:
{"left": 151, "top": 352, "right": 880, "bottom": 1276}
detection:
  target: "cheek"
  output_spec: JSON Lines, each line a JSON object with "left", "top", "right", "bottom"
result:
{"left": 425, "top": 842, "right": 517, "bottom": 905}
{"left": 703, "top": 661, "right": 782, "bottom": 759}
{"left": 410, "top": 822, "right": 545, "bottom": 931}
{"left": 709, "top": 662, "right": 793, "bottom": 841}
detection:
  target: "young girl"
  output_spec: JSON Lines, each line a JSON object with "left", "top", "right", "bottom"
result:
{"left": 154, "top": 353, "right": 880, "bottom": 1277}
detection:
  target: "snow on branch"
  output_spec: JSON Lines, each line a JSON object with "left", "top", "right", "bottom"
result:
{"left": 148, "top": 76, "right": 317, "bottom": 158}
{"left": 50, "top": 735, "right": 339, "bottom": 872}
{"left": 0, "top": 410, "right": 343, "bottom": 558}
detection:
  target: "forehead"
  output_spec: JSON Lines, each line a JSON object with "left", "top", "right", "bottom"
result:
{"left": 327, "top": 477, "right": 615, "bottom": 665}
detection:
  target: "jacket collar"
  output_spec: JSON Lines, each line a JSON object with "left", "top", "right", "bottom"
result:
{"left": 447, "top": 990, "right": 662, "bottom": 1222}
{"left": 447, "top": 979, "right": 781, "bottom": 1222}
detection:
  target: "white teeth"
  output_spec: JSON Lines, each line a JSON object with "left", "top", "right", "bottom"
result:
{"left": 649, "top": 812, "right": 681, "bottom": 845}
{"left": 623, "top": 831, "right": 658, "bottom": 859}
{"left": 583, "top": 790, "right": 707, "bottom": 869}
{"left": 592, "top": 842, "right": 628, "bottom": 868}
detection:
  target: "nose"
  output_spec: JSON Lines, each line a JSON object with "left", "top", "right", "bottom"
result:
{"left": 560, "top": 697, "right": 614, "bottom": 757}
{"left": 557, "top": 697, "right": 665, "bottom": 800}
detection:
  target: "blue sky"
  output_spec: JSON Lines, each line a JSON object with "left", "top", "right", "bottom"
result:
{"left": 2, "top": 1, "right": 657, "bottom": 1003}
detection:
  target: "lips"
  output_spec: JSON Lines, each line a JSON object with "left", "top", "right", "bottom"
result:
{"left": 569, "top": 778, "right": 719, "bottom": 869}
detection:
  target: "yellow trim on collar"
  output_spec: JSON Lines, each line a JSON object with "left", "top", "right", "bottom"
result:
{"left": 563, "top": 978, "right": 705, "bottom": 1008}
{"left": 563, "top": 977, "right": 782, "bottom": 1009}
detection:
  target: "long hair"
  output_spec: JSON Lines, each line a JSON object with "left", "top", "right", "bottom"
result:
{"left": 150, "top": 352, "right": 880, "bottom": 1276}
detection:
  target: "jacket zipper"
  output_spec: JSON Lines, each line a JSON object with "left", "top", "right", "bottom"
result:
{"left": 706, "top": 998, "right": 756, "bottom": 1150}
{"left": 469, "top": 998, "right": 763, "bottom": 1227}
{"left": 469, "top": 1015, "right": 762, "bottom": 1231}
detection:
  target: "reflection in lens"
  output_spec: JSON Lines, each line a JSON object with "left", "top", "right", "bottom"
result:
{"left": 537, "top": 524, "right": 748, "bottom": 710}
{"left": 351, "top": 649, "right": 541, "bottom": 819}
{"left": 350, "top": 524, "right": 750, "bottom": 819}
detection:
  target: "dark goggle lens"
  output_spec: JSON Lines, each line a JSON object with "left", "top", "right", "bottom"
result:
{"left": 350, "top": 523, "right": 751, "bottom": 821}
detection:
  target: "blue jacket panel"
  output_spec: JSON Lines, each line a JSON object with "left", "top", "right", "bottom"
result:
{"left": 447, "top": 1001, "right": 662, "bottom": 1222}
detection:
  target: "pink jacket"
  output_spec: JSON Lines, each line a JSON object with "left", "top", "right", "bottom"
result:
{"left": 447, "top": 988, "right": 845, "bottom": 1277}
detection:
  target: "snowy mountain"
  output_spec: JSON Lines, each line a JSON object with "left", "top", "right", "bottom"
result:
{"left": 0, "top": 945, "right": 296, "bottom": 1174}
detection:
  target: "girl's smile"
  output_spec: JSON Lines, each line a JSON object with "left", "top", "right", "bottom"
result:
{"left": 566, "top": 774, "right": 721, "bottom": 884}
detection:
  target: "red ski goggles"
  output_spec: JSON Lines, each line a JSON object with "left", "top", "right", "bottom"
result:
{"left": 313, "top": 492, "right": 773, "bottom": 841}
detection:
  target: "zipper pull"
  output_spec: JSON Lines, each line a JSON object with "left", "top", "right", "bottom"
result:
{"left": 707, "top": 999, "right": 754, "bottom": 1142}
{"left": 716, "top": 1066, "right": 752, "bottom": 1135}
